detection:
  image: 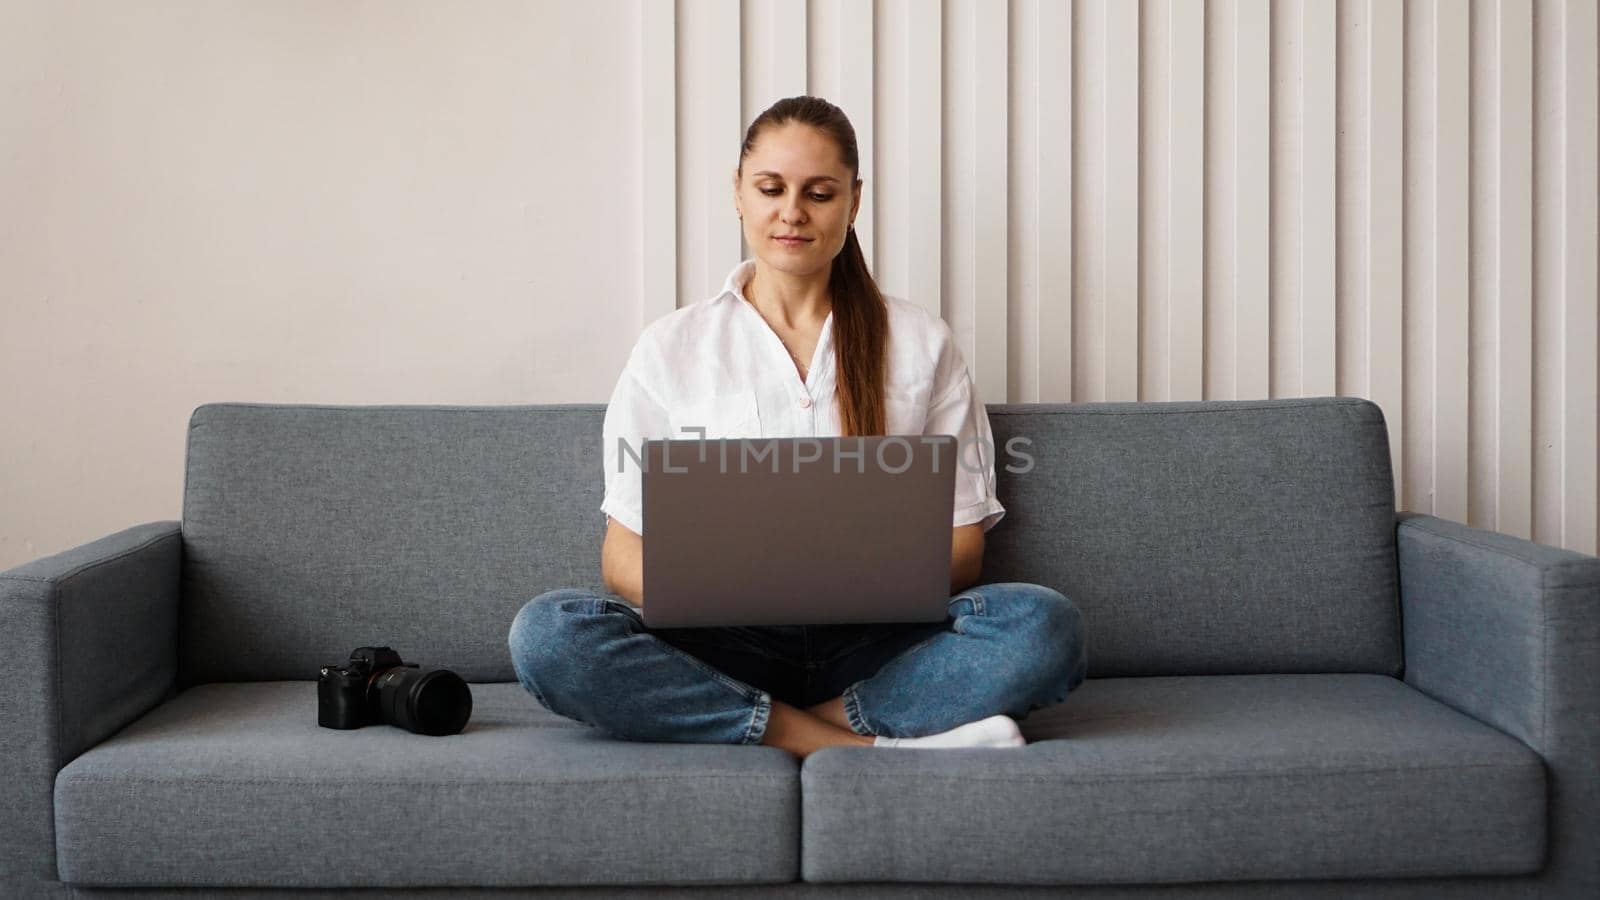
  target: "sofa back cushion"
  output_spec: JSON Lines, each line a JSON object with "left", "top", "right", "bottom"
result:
{"left": 982, "top": 397, "right": 1401, "bottom": 677}
{"left": 178, "top": 397, "right": 1401, "bottom": 685}
{"left": 179, "top": 404, "right": 605, "bottom": 685}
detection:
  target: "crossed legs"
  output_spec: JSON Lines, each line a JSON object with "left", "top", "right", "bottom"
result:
{"left": 756, "top": 697, "right": 872, "bottom": 756}
{"left": 508, "top": 583, "right": 1088, "bottom": 759}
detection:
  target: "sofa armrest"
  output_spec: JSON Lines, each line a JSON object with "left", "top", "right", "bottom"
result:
{"left": 1395, "top": 511, "right": 1600, "bottom": 893}
{"left": 0, "top": 521, "right": 182, "bottom": 888}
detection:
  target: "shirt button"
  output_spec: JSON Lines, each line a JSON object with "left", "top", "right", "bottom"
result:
{"left": 798, "top": 396, "right": 812, "bottom": 409}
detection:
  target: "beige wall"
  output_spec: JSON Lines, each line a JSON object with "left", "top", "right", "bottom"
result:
{"left": 4, "top": 0, "right": 1598, "bottom": 571}
{"left": 2, "top": 1, "right": 641, "bottom": 568}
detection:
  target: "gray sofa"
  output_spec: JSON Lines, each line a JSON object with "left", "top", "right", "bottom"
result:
{"left": 2, "top": 396, "right": 1595, "bottom": 899}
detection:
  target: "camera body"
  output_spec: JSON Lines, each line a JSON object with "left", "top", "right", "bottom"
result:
{"left": 318, "top": 646, "right": 409, "bottom": 730}
{"left": 317, "top": 646, "right": 472, "bottom": 736}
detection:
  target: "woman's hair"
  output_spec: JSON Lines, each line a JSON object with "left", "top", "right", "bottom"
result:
{"left": 738, "top": 95, "right": 888, "bottom": 436}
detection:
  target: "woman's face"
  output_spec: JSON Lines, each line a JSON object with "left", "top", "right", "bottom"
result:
{"left": 733, "top": 121, "right": 862, "bottom": 281}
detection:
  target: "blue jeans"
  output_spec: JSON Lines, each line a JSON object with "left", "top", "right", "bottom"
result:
{"left": 506, "top": 582, "right": 1089, "bottom": 745}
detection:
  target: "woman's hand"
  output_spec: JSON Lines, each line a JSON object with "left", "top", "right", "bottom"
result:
{"left": 951, "top": 523, "right": 984, "bottom": 594}
{"left": 600, "top": 517, "right": 645, "bottom": 608}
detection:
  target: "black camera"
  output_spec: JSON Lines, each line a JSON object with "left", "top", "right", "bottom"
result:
{"left": 317, "top": 646, "right": 473, "bottom": 736}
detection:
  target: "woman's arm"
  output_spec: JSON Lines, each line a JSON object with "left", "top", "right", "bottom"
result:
{"left": 951, "top": 523, "right": 984, "bottom": 594}
{"left": 600, "top": 517, "right": 645, "bottom": 608}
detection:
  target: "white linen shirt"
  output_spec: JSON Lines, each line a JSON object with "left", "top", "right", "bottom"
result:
{"left": 600, "top": 259, "right": 1007, "bottom": 537}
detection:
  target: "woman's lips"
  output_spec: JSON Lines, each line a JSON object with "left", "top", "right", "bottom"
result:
{"left": 774, "top": 236, "right": 812, "bottom": 248}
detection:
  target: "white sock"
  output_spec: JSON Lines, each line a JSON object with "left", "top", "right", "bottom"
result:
{"left": 872, "top": 714, "right": 1025, "bottom": 749}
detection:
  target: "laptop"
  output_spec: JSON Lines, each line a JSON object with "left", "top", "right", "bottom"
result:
{"left": 639, "top": 434, "right": 958, "bottom": 628}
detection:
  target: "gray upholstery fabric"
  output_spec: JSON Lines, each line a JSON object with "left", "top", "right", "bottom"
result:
{"left": 179, "top": 403, "right": 612, "bottom": 685}
{"left": 1397, "top": 512, "right": 1600, "bottom": 898}
{"left": 44, "top": 874, "right": 1554, "bottom": 899}
{"left": 0, "top": 521, "right": 182, "bottom": 888}
{"left": 54, "top": 682, "right": 799, "bottom": 888}
{"left": 179, "top": 398, "right": 1400, "bottom": 686}
{"left": 982, "top": 398, "right": 1402, "bottom": 677}
{"left": 801, "top": 674, "right": 1544, "bottom": 885}
{"left": 51, "top": 676, "right": 1548, "bottom": 894}
{"left": 9, "top": 399, "right": 1595, "bottom": 898}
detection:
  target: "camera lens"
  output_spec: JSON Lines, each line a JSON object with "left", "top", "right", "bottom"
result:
{"left": 373, "top": 666, "right": 473, "bottom": 736}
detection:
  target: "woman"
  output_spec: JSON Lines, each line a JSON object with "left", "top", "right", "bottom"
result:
{"left": 508, "top": 96, "right": 1087, "bottom": 759}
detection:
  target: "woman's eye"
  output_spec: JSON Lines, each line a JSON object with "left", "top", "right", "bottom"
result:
{"left": 757, "top": 188, "right": 832, "bottom": 201}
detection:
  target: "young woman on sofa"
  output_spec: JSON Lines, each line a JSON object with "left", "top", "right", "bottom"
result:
{"left": 508, "top": 96, "right": 1087, "bottom": 759}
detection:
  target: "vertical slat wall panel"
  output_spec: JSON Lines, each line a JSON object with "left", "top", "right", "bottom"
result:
{"left": 672, "top": 0, "right": 704, "bottom": 311}
{"left": 1472, "top": 0, "right": 1536, "bottom": 531}
{"left": 639, "top": 0, "right": 1599, "bottom": 551}
{"left": 1168, "top": 0, "right": 1204, "bottom": 402}
{"left": 1036, "top": 0, "right": 1073, "bottom": 402}
{"left": 1562, "top": 0, "right": 1598, "bottom": 555}
{"left": 1401, "top": 0, "right": 1432, "bottom": 513}
{"left": 838, "top": 0, "right": 875, "bottom": 271}
{"left": 739, "top": 1, "right": 806, "bottom": 140}
{"left": 741, "top": 2, "right": 768, "bottom": 132}
{"left": 942, "top": 0, "right": 1010, "bottom": 406}
{"left": 1203, "top": 0, "right": 1236, "bottom": 401}
{"left": 674, "top": 0, "right": 742, "bottom": 309}
{"left": 703, "top": 1, "right": 742, "bottom": 292}
{"left": 973, "top": 1, "right": 1008, "bottom": 406}
{"left": 1141, "top": 0, "right": 1172, "bottom": 402}
{"left": 1433, "top": 1, "right": 1471, "bottom": 525}
{"left": 1010, "top": 0, "right": 1041, "bottom": 403}
{"left": 1335, "top": 0, "right": 1365, "bottom": 403}
{"left": 1104, "top": 0, "right": 1139, "bottom": 401}
{"left": 1076, "top": 0, "right": 1108, "bottom": 401}
{"left": 1533, "top": 0, "right": 1562, "bottom": 546}
{"left": 943, "top": 1, "right": 974, "bottom": 386}
{"left": 771, "top": 3, "right": 808, "bottom": 100}
{"left": 1369, "top": 0, "right": 1407, "bottom": 506}
{"left": 641, "top": 0, "right": 677, "bottom": 324}
{"left": 1235, "top": 0, "right": 1270, "bottom": 399}
{"left": 871, "top": 0, "right": 909, "bottom": 302}
{"left": 1469, "top": 0, "right": 1496, "bottom": 529}
{"left": 1497, "top": 0, "right": 1534, "bottom": 540}
{"left": 1300, "top": 0, "right": 1337, "bottom": 398}
{"left": 908, "top": 2, "right": 942, "bottom": 321}
{"left": 1269, "top": 0, "right": 1298, "bottom": 398}
{"left": 807, "top": 1, "right": 835, "bottom": 98}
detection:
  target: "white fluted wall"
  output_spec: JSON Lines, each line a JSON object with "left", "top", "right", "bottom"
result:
{"left": 641, "top": 0, "right": 1599, "bottom": 554}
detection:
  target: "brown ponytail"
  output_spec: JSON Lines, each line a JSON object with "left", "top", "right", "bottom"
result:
{"left": 739, "top": 96, "right": 888, "bottom": 436}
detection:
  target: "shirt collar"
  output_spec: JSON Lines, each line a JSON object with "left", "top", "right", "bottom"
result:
{"left": 719, "top": 259, "right": 836, "bottom": 326}
{"left": 719, "top": 259, "right": 759, "bottom": 303}
{"left": 721, "top": 258, "right": 837, "bottom": 391}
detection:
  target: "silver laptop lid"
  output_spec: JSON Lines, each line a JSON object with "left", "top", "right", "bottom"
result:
{"left": 640, "top": 435, "right": 958, "bottom": 628}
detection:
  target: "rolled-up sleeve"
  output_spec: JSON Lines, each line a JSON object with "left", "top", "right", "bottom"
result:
{"left": 924, "top": 327, "right": 1007, "bottom": 533}
{"left": 600, "top": 348, "right": 671, "bottom": 536}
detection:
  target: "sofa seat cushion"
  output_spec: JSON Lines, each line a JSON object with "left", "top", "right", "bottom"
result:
{"left": 801, "top": 674, "right": 1545, "bottom": 885}
{"left": 54, "top": 682, "right": 799, "bottom": 888}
